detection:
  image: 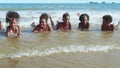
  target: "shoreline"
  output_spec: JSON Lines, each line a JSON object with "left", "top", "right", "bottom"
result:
{"left": 0, "top": 50, "right": 120, "bottom": 68}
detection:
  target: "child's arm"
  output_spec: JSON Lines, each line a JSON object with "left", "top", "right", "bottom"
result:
{"left": 31, "top": 22, "right": 36, "bottom": 28}
{"left": 77, "top": 13, "right": 81, "bottom": 16}
{"left": 49, "top": 15, "right": 56, "bottom": 30}
{"left": 49, "top": 17, "right": 54, "bottom": 27}
{"left": 78, "top": 23, "right": 80, "bottom": 29}
{"left": 0, "top": 21, "right": 3, "bottom": 32}
{"left": 115, "top": 21, "right": 120, "bottom": 30}
{"left": 87, "top": 23, "right": 90, "bottom": 30}
{"left": 32, "top": 25, "right": 39, "bottom": 33}
{"left": 6, "top": 26, "right": 10, "bottom": 37}
{"left": 47, "top": 25, "right": 51, "bottom": 31}
{"left": 17, "top": 25, "right": 22, "bottom": 37}
{"left": 48, "top": 14, "right": 55, "bottom": 28}
{"left": 69, "top": 23, "right": 72, "bottom": 30}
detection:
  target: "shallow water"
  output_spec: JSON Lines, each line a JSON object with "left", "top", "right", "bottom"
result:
{"left": 0, "top": 28, "right": 120, "bottom": 68}
{"left": 0, "top": 3, "right": 120, "bottom": 68}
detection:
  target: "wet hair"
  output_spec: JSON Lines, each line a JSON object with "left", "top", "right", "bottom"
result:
{"left": 79, "top": 14, "right": 89, "bottom": 22}
{"left": 6, "top": 11, "right": 20, "bottom": 23}
{"left": 39, "top": 13, "right": 48, "bottom": 23}
{"left": 103, "top": 15, "right": 112, "bottom": 23}
{"left": 62, "top": 13, "right": 70, "bottom": 21}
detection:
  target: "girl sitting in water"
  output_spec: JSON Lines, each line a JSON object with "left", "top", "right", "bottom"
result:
{"left": 78, "top": 13, "right": 90, "bottom": 31}
{"left": 50, "top": 13, "right": 71, "bottom": 31}
{"left": 6, "top": 11, "right": 22, "bottom": 38}
{"left": 32, "top": 13, "right": 51, "bottom": 32}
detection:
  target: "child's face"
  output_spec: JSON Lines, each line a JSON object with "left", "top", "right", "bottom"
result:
{"left": 82, "top": 16, "right": 88, "bottom": 23}
{"left": 40, "top": 19, "right": 47, "bottom": 26}
{"left": 83, "top": 18, "right": 88, "bottom": 23}
{"left": 63, "top": 16, "right": 70, "bottom": 23}
{"left": 103, "top": 19, "right": 109, "bottom": 24}
{"left": 9, "top": 18, "right": 17, "bottom": 23}
{"left": 10, "top": 18, "right": 18, "bottom": 27}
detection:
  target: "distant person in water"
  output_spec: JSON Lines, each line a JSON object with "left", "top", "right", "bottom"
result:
{"left": 6, "top": 11, "right": 22, "bottom": 38}
{"left": 32, "top": 13, "right": 51, "bottom": 32}
{"left": 50, "top": 13, "right": 71, "bottom": 31}
{"left": 78, "top": 13, "right": 89, "bottom": 31}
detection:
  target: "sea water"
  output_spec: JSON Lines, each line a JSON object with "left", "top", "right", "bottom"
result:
{"left": 0, "top": 3, "right": 120, "bottom": 68}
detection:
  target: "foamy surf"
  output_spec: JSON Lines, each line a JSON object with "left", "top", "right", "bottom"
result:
{"left": 0, "top": 45, "right": 118, "bottom": 59}
{"left": 1, "top": 10, "right": 120, "bottom": 29}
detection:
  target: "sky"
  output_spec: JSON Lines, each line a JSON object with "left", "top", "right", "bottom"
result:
{"left": 0, "top": 0, "right": 120, "bottom": 3}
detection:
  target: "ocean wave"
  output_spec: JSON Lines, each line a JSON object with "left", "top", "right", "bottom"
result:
{"left": 0, "top": 45, "right": 118, "bottom": 59}
{"left": 0, "top": 10, "right": 120, "bottom": 29}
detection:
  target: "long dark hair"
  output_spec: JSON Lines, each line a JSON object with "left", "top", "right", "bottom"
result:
{"left": 103, "top": 15, "right": 112, "bottom": 23}
{"left": 39, "top": 13, "right": 48, "bottom": 24}
{"left": 6, "top": 11, "right": 20, "bottom": 23}
{"left": 79, "top": 14, "right": 89, "bottom": 22}
{"left": 62, "top": 13, "right": 70, "bottom": 21}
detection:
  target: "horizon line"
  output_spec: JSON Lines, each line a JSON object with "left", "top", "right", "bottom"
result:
{"left": 0, "top": 2, "right": 119, "bottom": 3}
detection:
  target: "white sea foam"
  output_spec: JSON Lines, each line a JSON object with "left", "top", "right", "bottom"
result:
{"left": 0, "top": 45, "right": 118, "bottom": 59}
{"left": 0, "top": 10, "right": 120, "bottom": 29}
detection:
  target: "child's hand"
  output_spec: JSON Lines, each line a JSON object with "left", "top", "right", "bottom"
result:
{"left": 31, "top": 22, "right": 36, "bottom": 28}
{"left": 77, "top": 13, "right": 81, "bottom": 16}
{"left": 48, "top": 14, "right": 52, "bottom": 18}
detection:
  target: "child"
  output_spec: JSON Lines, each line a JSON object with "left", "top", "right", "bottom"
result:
{"left": 32, "top": 13, "right": 51, "bottom": 32}
{"left": 6, "top": 11, "right": 21, "bottom": 37}
{"left": 50, "top": 13, "right": 71, "bottom": 31}
{"left": 101, "top": 15, "right": 114, "bottom": 31}
{"left": 78, "top": 14, "right": 89, "bottom": 31}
